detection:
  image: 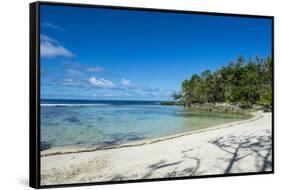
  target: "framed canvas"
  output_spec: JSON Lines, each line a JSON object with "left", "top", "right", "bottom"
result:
{"left": 29, "top": 1, "right": 274, "bottom": 188}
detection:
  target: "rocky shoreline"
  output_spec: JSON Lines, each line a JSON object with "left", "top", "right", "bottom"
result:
{"left": 161, "top": 102, "right": 272, "bottom": 114}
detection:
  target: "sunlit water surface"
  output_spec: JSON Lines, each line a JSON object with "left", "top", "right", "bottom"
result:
{"left": 40, "top": 100, "right": 250, "bottom": 150}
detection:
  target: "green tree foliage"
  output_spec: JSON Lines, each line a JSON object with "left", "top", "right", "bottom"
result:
{"left": 175, "top": 56, "right": 272, "bottom": 105}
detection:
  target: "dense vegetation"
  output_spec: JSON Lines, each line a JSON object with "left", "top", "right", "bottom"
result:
{"left": 172, "top": 56, "right": 272, "bottom": 107}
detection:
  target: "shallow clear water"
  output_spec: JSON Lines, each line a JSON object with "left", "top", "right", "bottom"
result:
{"left": 40, "top": 101, "right": 250, "bottom": 150}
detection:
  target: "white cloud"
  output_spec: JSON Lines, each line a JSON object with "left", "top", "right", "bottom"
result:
{"left": 42, "top": 22, "right": 63, "bottom": 31}
{"left": 121, "top": 78, "right": 131, "bottom": 87}
{"left": 89, "top": 77, "right": 115, "bottom": 88}
{"left": 86, "top": 66, "right": 104, "bottom": 73}
{"left": 121, "top": 78, "right": 139, "bottom": 89}
{"left": 40, "top": 34, "right": 74, "bottom": 58}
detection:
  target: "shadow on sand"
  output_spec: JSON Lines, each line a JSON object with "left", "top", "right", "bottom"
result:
{"left": 111, "top": 130, "right": 272, "bottom": 180}
{"left": 209, "top": 129, "right": 272, "bottom": 173}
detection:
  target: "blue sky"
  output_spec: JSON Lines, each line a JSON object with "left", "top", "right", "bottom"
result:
{"left": 40, "top": 5, "right": 272, "bottom": 100}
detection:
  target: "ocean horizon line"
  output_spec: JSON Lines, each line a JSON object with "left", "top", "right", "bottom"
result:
{"left": 41, "top": 98, "right": 170, "bottom": 102}
{"left": 40, "top": 99, "right": 173, "bottom": 107}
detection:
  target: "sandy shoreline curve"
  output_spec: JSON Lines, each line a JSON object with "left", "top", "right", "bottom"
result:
{"left": 41, "top": 112, "right": 272, "bottom": 186}
{"left": 41, "top": 113, "right": 258, "bottom": 157}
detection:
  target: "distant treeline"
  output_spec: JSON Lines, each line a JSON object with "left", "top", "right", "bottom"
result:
{"left": 172, "top": 56, "right": 272, "bottom": 106}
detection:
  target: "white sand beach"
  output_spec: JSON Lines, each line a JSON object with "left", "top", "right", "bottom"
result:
{"left": 41, "top": 112, "right": 272, "bottom": 186}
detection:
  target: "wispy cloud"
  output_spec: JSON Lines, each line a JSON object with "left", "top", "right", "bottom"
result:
{"left": 141, "top": 86, "right": 160, "bottom": 92}
{"left": 42, "top": 22, "right": 64, "bottom": 31}
{"left": 121, "top": 78, "right": 138, "bottom": 89}
{"left": 89, "top": 77, "right": 115, "bottom": 88}
{"left": 59, "top": 78, "right": 81, "bottom": 86}
{"left": 142, "top": 89, "right": 173, "bottom": 99}
{"left": 121, "top": 78, "right": 131, "bottom": 86}
{"left": 85, "top": 66, "right": 104, "bottom": 73}
{"left": 65, "top": 68, "right": 83, "bottom": 77}
{"left": 103, "top": 93, "right": 113, "bottom": 97}
{"left": 41, "top": 34, "right": 58, "bottom": 44}
{"left": 61, "top": 60, "right": 81, "bottom": 68}
{"left": 40, "top": 34, "right": 74, "bottom": 58}
{"left": 120, "top": 78, "right": 162, "bottom": 93}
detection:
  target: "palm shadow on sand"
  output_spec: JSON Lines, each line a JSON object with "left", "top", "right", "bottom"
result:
{"left": 111, "top": 129, "right": 272, "bottom": 181}
{"left": 209, "top": 129, "right": 272, "bottom": 173}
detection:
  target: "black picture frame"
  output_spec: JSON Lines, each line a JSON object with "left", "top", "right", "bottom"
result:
{"left": 29, "top": 1, "right": 274, "bottom": 189}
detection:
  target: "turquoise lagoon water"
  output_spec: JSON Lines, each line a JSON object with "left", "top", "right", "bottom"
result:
{"left": 40, "top": 100, "right": 250, "bottom": 150}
